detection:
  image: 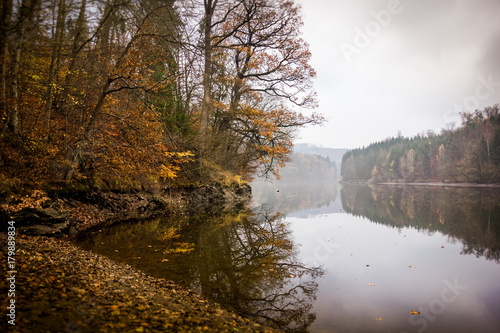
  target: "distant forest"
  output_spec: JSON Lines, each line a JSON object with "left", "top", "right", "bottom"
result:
{"left": 341, "top": 105, "right": 500, "bottom": 184}
{"left": 278, "top": 152, "right": 337, "bottom": 182}
{"left": 293, "top": 144, "right": 347, "bottom": 176}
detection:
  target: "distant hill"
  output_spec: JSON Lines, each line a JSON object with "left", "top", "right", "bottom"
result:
{"left": 251, "top": 144, "right": 345, "bottom": 214}
{"left": 293, "top": 144, "right": 348, "bottom": 176}
{"left": 340, "top": 105, "right": 500, "bottom": 184}
{"left": 279, "top": 152, "right": 337, "bottom": 182}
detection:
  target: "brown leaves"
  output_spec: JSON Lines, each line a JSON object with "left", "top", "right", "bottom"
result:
{"left": 0, "top": 235, "right": 278, "bottom": 333}
{"left": 1, "top": 190, "right": 50, "bottom": 213}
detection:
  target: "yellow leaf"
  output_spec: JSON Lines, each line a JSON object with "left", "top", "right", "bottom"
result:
{"left": 410, "top": 310, "right": 421, "bottom": 315}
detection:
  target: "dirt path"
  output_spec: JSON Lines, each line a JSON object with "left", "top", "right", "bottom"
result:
{"left": 0, "top": 234, "right": 280, "bottom": 333}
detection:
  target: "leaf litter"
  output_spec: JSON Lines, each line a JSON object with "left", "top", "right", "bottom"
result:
{"left": 0, "top": 234, "right": 279, "bottom": 333}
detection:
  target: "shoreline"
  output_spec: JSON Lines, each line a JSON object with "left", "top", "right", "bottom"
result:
{"left": 0, "top": 234, "right": 280, "bottom": 333}
{"left": 339, "top": 181, "right": 500, "bottom": 188}
{"left": 1, "top": 183, "right": 252, "bottom": 236}
{"left": 0, "top": 184, "right": 272, "bottom": 331}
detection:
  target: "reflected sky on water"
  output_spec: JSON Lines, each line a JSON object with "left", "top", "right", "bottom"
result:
{"left": 256, "top": 182, "right": 500, "bottom": 333}
{"left": 289, "top": 213, "right": 500, "bottom": 333}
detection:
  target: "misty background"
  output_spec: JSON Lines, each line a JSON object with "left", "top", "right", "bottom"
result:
{"left": 295, "top": 0, "right": 500, "bottom": 149}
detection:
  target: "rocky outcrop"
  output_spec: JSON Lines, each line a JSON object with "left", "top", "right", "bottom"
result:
{"left": 5, "top": 207, "right": 72, "bottom": 236}
{"left": 187, "top": 183, "right": 252, "bottom": 213}
{"left": 0, "top": 184, "right": 252, "bottom": 236}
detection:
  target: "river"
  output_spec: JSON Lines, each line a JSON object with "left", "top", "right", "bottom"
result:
{"left": 76, "top": 181, "right": 500, "bottom": 333}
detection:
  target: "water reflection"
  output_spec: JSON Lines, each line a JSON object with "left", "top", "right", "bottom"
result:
{"left": 251, "top": 180, "right": 341, "bottom": 217}
{"left": 286, "top": 184, "right": 500, "bottom": 333}
{"left": 341, "top": 184, "right": 500, "bottom": 262}
{"left": 75, "top": 182, "right": 500, "bottom": 332}
{"left": 76, "top": 208, "right": 323, "bottom": 332}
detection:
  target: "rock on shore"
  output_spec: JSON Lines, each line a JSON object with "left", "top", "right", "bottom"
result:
{"left": 0, "top": 183, "right": 252, "bottom": 236}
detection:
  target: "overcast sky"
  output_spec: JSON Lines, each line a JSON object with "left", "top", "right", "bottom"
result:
{"left": 294, "top": 0, "right": 500, "bottom": 149}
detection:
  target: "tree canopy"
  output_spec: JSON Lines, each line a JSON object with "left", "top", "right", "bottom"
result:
{"left": 0, "top": 0, "right": 322, "bottom": 193}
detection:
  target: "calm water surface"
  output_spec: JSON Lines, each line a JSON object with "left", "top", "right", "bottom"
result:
{"left": 76, "top": 182, "right": 500, "bottom": 332}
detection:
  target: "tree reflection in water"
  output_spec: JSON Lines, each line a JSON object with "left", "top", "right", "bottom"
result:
{"left": 341, "top": 184, "right": 500, "bottom": 263}
{"left": 76, "top": 208, "right": 323, "bottom": 332}
{"left": 183, "top": 208, "right": 324, "bottom": 332}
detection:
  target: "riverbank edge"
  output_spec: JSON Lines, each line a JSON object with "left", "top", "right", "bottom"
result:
{"left": 0, "top": 183, "right": 284, "bottom": 332}
{"left": 0, "top": 183, "right": 252, "bottom": 236}
{"left": 339, "top": 181, "right": 500, "bottom": 188}
{"left": 0, "top": 234, "right": 280, "bottom": 333}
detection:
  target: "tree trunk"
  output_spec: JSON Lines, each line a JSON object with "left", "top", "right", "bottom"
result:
{"left": 0, "top": 0, "right": 13, "bottom": 130}
{"left": 200, "top": 0, "right": 217, "bottom": 149}
{"left": 45, "top": 0, "right": 67, "bottom": 139}
{"left": 10, "top": 40, "right": 20, "bottom": 133}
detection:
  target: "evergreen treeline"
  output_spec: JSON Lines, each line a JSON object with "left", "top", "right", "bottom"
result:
{"left": 0, "top": 0, "right": 321, "bottom": 194}
{"left": 341, "top": 105, "right": 500, "bottom": 184}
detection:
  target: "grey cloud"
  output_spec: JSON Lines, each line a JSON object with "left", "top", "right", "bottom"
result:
{"left": 479, "top": 33, "right": 500, "bottom": 77}
{"left": 296, "top": 0, "right": 500, "bottom": 148}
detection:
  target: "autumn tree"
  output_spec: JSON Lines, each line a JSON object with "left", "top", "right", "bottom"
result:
{"left": 0, "top": 0, "right": 322, "bottom": 192}
{"left": 194, "top": 0, "right": 321, "bottom": 177}
{"left": 0, "top": 0, "right": 195, "bottom": 191}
